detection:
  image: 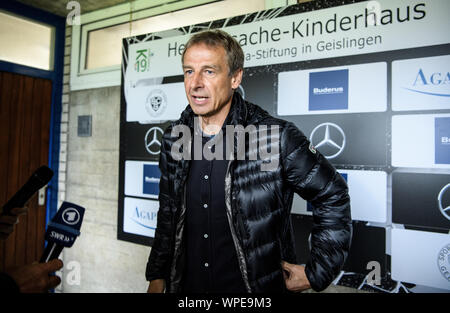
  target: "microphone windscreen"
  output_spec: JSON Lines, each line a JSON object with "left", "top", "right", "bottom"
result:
{"left": 33, "top": 166, "right": 54, "bottom": 188}
{"left": 45, "top": 201, "right": 85, "bottom": 248}
{"left": 1, "top": 165, "right": 54, "bottom": 215}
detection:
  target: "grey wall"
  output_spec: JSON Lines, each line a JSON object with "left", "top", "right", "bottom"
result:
{"left": 61, "top": 86, "right": 150, "bottom": 292}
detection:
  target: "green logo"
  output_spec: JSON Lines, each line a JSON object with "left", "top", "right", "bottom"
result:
{"left": 135, "top": 49, "right": 150, "bottom": 72}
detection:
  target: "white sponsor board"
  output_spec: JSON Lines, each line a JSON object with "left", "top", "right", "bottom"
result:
{"left": 391, "top": 228, "right": 450, "bottom": 290}
{"left": 123, "top": 197, "right": 159, "bottom": 237}
{"left": 392, "top": 54, "right": 450, "bottom": 111}
{"left": 126, "top": 0, "right": 450, "bottom": 79}
{"left": 392, "top": 114, "right": 450, "bottom": 168}
{"left": 125, "top": 82, "right": 186, "bottom": 122}
{"left": 124, "top": 161, "right": 159, "bottom": 199}
{"left": 291, "top": 170, "right": 387, "bottom": 223}
{"left": 277, "top": 62, "right": 387, "bottom": 115}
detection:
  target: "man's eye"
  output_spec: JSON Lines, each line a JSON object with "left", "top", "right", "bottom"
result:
{"left": 184, "top": 70, "right": 193, "bottom": 75}
{"left": 205, "top": 70, "right": 214, "bottom": 75}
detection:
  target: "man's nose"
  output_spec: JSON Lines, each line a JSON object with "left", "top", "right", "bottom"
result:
{"left": 190, "top": 72, "right": 203, "bottom": 89}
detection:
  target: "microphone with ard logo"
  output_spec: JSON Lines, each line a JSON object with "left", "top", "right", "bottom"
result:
{"left": 40, "top": 201, "right": 85, "bottom": 263}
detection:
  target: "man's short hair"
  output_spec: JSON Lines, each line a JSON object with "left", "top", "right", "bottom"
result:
{"left": 182, "top": 29, "right": 244, "bottom": 75}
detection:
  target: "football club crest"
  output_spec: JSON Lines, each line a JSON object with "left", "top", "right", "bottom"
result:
{"left": 145, "top": 89, "right": 167, "bottom": 117}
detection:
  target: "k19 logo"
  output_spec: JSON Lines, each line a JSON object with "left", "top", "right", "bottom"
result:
{"left": 135, "top": 49, "right": 151, "bottom": 72}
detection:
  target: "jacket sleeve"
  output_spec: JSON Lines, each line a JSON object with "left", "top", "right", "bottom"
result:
{"left": 281, "top": 122, "right": 352, "bottom": 292}
{"left": 145, "top": 127, "right": 174, "bottom": 282}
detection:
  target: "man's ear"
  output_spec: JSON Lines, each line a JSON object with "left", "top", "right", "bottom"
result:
{"left": 231, "top": 68, "right": 243, "bottom": 89}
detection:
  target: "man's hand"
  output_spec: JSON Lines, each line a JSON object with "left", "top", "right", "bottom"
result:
{"left": 0, "top": 206, "right": 29, "bottom": 240}
{"left": 6, "top": 259, "right": 63, "bottom": 293}
{"left": 147, "top": 279, "right": 165, "bottom": 293}
{"left": 281, "top": 261, "right": 311, "bottom": 292}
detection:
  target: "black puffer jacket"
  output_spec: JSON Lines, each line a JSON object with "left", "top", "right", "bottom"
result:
{"left": 146, "top": 92, "right": 352, "bottom": 292}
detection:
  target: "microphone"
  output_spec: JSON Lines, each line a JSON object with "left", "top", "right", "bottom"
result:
{"left": 1, "top": 165, "right": 54, "bottom": 215}
{"left": 40, "top": 201, "right": 85, "bottom": 263}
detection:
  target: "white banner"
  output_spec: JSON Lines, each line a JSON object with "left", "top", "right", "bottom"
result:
{"left": 277, "top": 62, "right": 387, "bottom": 115}
{"left": 292, "top": 170, "right": 387, "bottom": 223}
{"left": 125, "top": 82, "right": 186, "bottom": 122}
{"left": 392, "top": 114, "right": 450, "bottom": 168}
{"left": 124, "top": 161, "right": 160, "bottom": 199}
{"left": 391, "top": 228, "right": 450, "bottom": 290}
{"left": 123, "top": 197, "right": 159, "bottom": 237}
{"left": 126, "top": 0, "right": 450, "bottom": 80}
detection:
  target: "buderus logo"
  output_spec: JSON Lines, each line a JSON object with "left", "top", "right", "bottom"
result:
{"left": 435, "top": 117, "right": 450, "bottom": 165}
{"left": 143, "top": 164, "right": 160, "bottom": 196}
{"left": 405, "top": 68, "right": 450, "bottom": 97}
{"left": 309, "top": 69, "right": 349, "bottom": 111}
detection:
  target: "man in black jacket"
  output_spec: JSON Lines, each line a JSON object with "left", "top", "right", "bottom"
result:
{"left": 146, "top": 29, "right": 352, "bottom": 293}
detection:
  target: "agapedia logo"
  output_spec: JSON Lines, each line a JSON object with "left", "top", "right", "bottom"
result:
{"left": 131, "top": 206, "right": 157, "bottom": 230}
{"left": 405, "top": 68, "right": 450, "bottom": 97}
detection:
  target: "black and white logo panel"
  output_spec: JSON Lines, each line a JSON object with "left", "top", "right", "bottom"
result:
{"left": 286, "top": 114, "right": 388, "bottom": 166}
{"left": 392, "top": 172, "right": 450, "bottom": 231}
{"left": 123, "top": 121, "right": 171, "bottom": 161}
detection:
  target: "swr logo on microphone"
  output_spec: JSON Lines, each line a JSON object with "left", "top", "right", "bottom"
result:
{"left": 49, "top": 231, "right": 72, "bottom": 243}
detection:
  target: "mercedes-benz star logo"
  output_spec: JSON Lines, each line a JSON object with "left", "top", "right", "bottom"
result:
{"left": 309, "top": 122, "right": 346, "bottom": 159}
{"left": 145, "top": 127, "right": 163, "bottom": 155}
{"left": 438, "top": 183, "right": 450, "bottom": 221}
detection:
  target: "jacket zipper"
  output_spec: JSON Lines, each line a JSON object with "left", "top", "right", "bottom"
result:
{"left": 169, "top": 171, "right": 188, "bottom": 292}
{"left": 224, "top": 160, "right": 252, "bottom": 293}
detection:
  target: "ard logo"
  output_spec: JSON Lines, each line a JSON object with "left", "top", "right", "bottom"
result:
{"left": 62, "top": 208, "right": 80, "bottom": 225}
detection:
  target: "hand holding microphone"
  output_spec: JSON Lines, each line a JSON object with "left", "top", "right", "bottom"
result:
{"left": 0, "top": 165, "right": 54, "bottom": 240}
{"left": 0, "top": 166, "right": 85, "bottom": 293}
{"left": 4, "top": 259, "right": 64, "bottom": 293}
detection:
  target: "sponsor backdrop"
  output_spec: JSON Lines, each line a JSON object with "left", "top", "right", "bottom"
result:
{"left": 119, "top": 0, "right": 450, "bottom": 292}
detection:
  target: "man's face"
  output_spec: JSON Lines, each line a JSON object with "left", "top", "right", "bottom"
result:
{"left": 183, "top": 43, "right": 242, "bottom": 118}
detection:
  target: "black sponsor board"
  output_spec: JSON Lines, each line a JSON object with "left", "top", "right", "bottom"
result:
{"left": 282, "top": 113, "right": 387, "bottom": 167}
{"left": 392, "top": 172, "right": 450, "bottom": 231}
{"left": 123, "top": 121, "right": 171, "bottom": 161}
{"left": 292, "top": 214, "right": 387, "bottom": 278}
{"left": 343, "top": 222, "right": 386, "bottom": 277}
